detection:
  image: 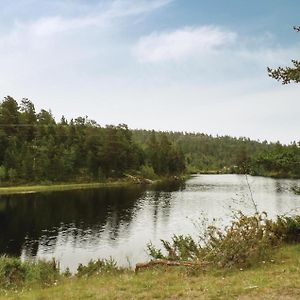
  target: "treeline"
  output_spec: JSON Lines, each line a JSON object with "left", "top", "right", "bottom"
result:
{"left": 133, "top": 130, "right": 300, "bottom": 178}
{"left": 0, "top": 96, "right": 299, "bottom": 184}
{"left": 0, "top": 97, "right": 185, "bottom": 184}
{"left": 249, "top": 144, "right": 300, "bottom": 178}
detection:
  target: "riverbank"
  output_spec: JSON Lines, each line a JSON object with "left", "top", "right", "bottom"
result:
{"left": 0, "top": 175, "right": 187, "bottom": 195}
{"left": 0, "top": 244, "right": 299, "bottom": 299}
{"left": 0, "top": 181, "right": 132, "bottom": 195}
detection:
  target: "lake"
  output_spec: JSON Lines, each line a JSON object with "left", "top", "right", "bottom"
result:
{"left": 0, "top": 174, "right": 300, "bottom": 271}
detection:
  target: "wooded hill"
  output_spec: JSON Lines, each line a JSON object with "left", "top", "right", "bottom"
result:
{"left": 0, "top": 97, "right": 185, "bottom": 184}
{"left": 0, "top": 96, "right": 299, "bottom": 184}
{"left": 133, "top": 131, "right": 300, "bottom": 178}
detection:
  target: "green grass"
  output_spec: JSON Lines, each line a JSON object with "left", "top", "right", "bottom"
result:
{"left": 1, "top": 244, "right": 300, "bottom": 299}
{"left": 0, "top": 181, "right": 134, "bottom": 195}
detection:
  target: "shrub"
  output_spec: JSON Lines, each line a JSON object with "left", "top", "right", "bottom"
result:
{"left": 77, "top": 258, "right": 121, "bottom": 277}
{"left": 148, "top": 212, "right": 281, "bottom": 268}
{"left": 275, "top": 215, "right": 300, "bottom": 243}
{"left": 0, "top": 256, "right": 60, "bottom": 289}
{"left": 0, "top": 257, "right": 26, "bottom": 288}
{"left": 202, "top": 213, "right": 279, "bottom": 267}
{"left": 148, "top": 236, "right": 201, "bottom": 261}
{"left": 24, "top": 259, "right": 60, "bottom": 287}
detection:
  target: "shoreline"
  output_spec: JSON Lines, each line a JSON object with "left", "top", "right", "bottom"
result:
{"left": 0, "top": 175, "right": 188, "bottom": 196}
{"left": 0, "top": 244, "right": 299, "bottom": 299}
{"left": 0, "top": 181, "right": 133, "bottom": 195}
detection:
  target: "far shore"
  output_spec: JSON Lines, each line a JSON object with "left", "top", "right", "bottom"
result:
{"left": 0, "top": 175, "right": 187, "bottom": 196}
{"left": 0, "top": 181, "right": 135, "bottom": 195}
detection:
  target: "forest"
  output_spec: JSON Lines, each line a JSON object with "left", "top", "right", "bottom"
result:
{"left": 0, "top": 96, "right": 299, "bottom": 185}
{"left": 0, "top": 96, "right": 185, "bottom": 184}
{"left": 133, "top": 131, "right": 300, "bottom": 178}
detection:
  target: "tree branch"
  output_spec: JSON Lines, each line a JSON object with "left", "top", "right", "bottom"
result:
{"left": 135, "top": 259, "right": 210, "bottom": 273}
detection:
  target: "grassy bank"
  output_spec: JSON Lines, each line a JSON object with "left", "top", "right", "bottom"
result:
{"left": 0, "top": 175, "right": 187, "bottom": 195}
{"left": 0, "top": 181, "right": 133, "bottom": 195}
{"left": 1, "top": 213, "right": 300, "bottom": 299}
{"left": 0, "top": 244, "right": 300, "bottom": 299}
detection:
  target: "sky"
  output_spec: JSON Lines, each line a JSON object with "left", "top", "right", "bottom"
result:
{"left": 0, "top": 0, "right": 299, "bottom": 143}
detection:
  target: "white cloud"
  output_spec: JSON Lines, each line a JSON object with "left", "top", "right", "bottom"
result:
{"left": 133, "top": 26, "right": 237, "bottom": 63}
{"left": 1, "top": 1, "right": 300, "bottom": 143}
{"left": 106, "top": 0, "right": 173, "bottom": 18}
{"left": 11, "top": 0, "right": 173, "bottom": 37}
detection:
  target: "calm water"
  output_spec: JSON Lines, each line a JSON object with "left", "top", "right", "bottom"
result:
{"left": 0, "top": 174, "right": 300, "bottom": 271}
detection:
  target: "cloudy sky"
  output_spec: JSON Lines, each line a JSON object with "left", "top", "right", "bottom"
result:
{"left": 0, "top": 0, "right": 299, "bottom": 143}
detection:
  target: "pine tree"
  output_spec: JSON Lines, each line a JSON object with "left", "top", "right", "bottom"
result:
{"left": 268, "top": 26, "right": 300, "bottom": 84}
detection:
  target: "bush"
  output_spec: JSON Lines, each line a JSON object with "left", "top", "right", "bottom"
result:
{"left": 0, "top": 257, "right": 26, "bottom": 288}
{"left": 77, "top": 258, "right": 121, "bottom": 277}
{"left": 148, "top": 212, "right": 281, "bottom": 268}
{"left": 24, "top": 259, "right": 60, "bottom": 287}
{"left": 0, "top": 257, "right": 60, "bottom": 289}
{"left": 148, "top": 236, "right": 200, "bottom": 261}
{"left": 275, "top": 216, "right": 300, "bottom": 243}
{"left": 203, "top": 213, "right": 279, "bottom": 267}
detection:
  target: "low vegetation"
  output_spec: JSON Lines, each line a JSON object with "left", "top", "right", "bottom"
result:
{"left": 4, "top": 245, "right": 300, "bottom": 299}
{"left": 0, "top": 257, "right": 59, "bottom": 290}
{"left": 1, "top": 212, "right": 300, "bottom": 299}
{"left": 148, "top": 212, "right": 300, "bottom": 269}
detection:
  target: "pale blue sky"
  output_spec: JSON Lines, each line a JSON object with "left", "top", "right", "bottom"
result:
{"left": 0, "top": 0, "right": 299, "bottom": 143}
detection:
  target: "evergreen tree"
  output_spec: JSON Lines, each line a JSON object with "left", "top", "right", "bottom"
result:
{"left": 268, "top": 26, "right": 300, "bottom": 84}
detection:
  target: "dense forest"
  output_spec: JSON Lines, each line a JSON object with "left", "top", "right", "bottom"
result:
{"left": 0, "top": 96, "right": 299, "bottom": 185}
{"left": 133, "top": 130, "right": 300, "bottom": 178}
{"left": 0, "top": 97, "right": 185, "bottom": 184}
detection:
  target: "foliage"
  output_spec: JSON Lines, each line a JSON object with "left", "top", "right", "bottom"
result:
{"left": 201, "top": 213, "right": 278, "bottom": 267}
{"left": 77, "top": 258, "right": 121, "bottom": 277}
{"left": 0, "top": 166, "right": 5, "bottom": 182}
{"left": 0, "top": 97, "right": 185, "bottom": 184}
{"left": 0, "top": 257, "right": 26, "bottom": 288}
{"left": 275, "top": 215, "right": 300, "bottom": 243}
{"left": 148, "top": 212, "right": 300, "bottom": 268}
{"left": 0, "top": 256, "right": 59, "bottom": 289}
{"left": 140, "top": 165, "right": 157, "bottom": 180}
{"left": 250, "top": 143, "right": 300, "bottom": 178}
{"left": 0, "top": 96, "right": 299, "bottom": 183}
{"left": 2, "top": 245, "right": 300, "bottom": 299}
{"left": 268, "top": 26, "right": 300, "bottom": 84}
{"left": 133, "top": 130, "right": 300, "bottom": 178}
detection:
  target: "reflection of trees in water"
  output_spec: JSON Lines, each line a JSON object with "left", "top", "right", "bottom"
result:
{"left": 0, "top": 186, "right": 146, "bottom": 257}
{"left": 151, "top": 192, "right": 171, "bottom": 235}
{"left": 0, "top": 180, "right": 185, "bottom": 258}
{"left": 151, "top": 180, "right": 186, "bottom": 193}
{"left": 150, "top": 180, "right": 186, "bottom": 233}
{"left": 275, "top": 181, "right": 283, "bottom": 193}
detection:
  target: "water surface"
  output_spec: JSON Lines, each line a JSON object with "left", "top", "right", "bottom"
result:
{"left": 0, "top": 175, "right": 299, "bottom": 271}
